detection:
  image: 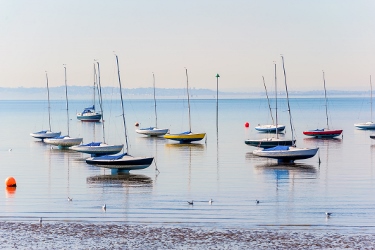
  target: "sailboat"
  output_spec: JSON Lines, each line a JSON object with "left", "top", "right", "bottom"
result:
{"left": 135, "top": 73, "right": 169, "bottom": 136}
{"left": 355, "top": 76, "right": 375, "bottom": 129}
{"left": 245, "top": 64, "right": 295, "bottom": 148}
{"left": 254, "top": 76, "right": 285, "bottom": 133}
{"left": 164, "top": 69, "right": 206, "bottom": 143}
{"left": 44, "top": 66, "right": 83, "bottom": 148}
{"left": 71, "top": 62, "right": 123, "bottom": 156}
{"left": 85, "top": 55, "right": 154, "bottom": 173}
{"left": 253, "top": 56, "right": 319, "bottom": 163}
{"left": 303, "top": 71, "right": 343, "bottom": 138}
{"left": 76, "top": 65, "right": 102, "bottom": 122}
{"left": 30, "top": 72, "right": 61, "bottom": 140}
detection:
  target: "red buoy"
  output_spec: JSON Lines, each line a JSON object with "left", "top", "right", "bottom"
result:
{"left": 5, "top": 177, "right": 16, "bottom": 187}
{"left": 245, "top": 122, "right": 250, "bottom": 128}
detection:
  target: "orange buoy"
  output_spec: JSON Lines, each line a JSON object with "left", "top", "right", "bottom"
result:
{"left": 245, "top": 122, "right": 250, "bottom": 128}
{"left": 5, "top": 177, "right": 16, "bottom": 187}
{"left": 135, "top": 122, "right": 140, "bottom": 127}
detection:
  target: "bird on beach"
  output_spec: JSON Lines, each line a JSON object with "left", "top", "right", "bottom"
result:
{"left": 68, "top": 197, "right": 72, "bottom": 202}
{"left": 325, "top": 212, "right": 332, "bottom": 218}
{"left": 209, "top": 199, "right": 213, "bottom": 204}
{"left": 256, "top": 200, "right": 260, "bottom": 204}
{"left": 187, "top": 200, "right": 194, "bottom": 205}
{"left": 39, "top": 217, "right": 42, "bottom": 225}
{"left": 102, "top": 204, "right": 106, "bottom": 211}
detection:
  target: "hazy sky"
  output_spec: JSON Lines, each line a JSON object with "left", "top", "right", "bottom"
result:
{"left": 1, "top": 0, "right": 375, "bottom": 92}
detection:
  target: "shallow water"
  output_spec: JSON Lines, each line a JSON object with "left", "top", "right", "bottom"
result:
{"left": 1, "top": 98, "right": 375, "bottom": 233}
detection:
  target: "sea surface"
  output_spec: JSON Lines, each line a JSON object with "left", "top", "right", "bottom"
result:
{"left": 2, "top": 97, "right": 375, "bottom": 233}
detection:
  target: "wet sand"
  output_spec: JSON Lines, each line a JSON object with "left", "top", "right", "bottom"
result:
{"left": 0, "top": 222, "right": 374, "bottom": 249}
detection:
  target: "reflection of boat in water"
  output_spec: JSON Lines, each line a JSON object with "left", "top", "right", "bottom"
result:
{"left": 254, "top": 163, "right": 317, "bottom": 179}
{"left": 86, "top": 174, "right": 152, "bottom": 187}
{"left": 165, "top": 142, "right": 205, "bottom": 151}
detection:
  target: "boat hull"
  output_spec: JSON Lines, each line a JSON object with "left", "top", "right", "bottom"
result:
{"left": 30, "top": 131, "right": 61, "bottom": 140}
{"left": 303, "top": 129, "right": 343, "bottom": 138}
{"left": 354, "top": 122, "right": 375, "bottom": 129}
{"left": 255, "top": 124, "right": 285, "bottom": 133}
{"left": 253, "top": 146, "right": 319, "bottom": 162}
{"left": 244, "top": 138, "right": 296, "bottom": 148}
{"left": 44, "top": 137, "right": 83, "bottom": 147}
{"left": 86, "top": 155, "right": 154, "bottom": 171}
{"left": 77, "top": 113, "right": 102, "bottom": 122}
{"left": 70, "top": 144, "right": 123, "bottom": 155}
{"left": 136, "top": 127, "right": 169, "bottom": 136}
{"left": 164, "top": 132, "right": 206, "bottom": 143}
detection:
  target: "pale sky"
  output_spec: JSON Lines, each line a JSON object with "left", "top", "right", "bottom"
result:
{"left": 1, "top": 0, "right": 375, "bottom": 92}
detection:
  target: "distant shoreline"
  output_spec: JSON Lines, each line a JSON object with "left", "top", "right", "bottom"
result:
{"left": 0, "top": 86, "right": 372, "bottom": 100}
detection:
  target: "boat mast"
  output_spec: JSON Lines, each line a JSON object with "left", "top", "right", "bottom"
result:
{"left": 185, "top": 68, "right": 192, "bottom": 132}
{"left": 96, "top": 62, "right": 106, "bottom": 143}
{"left": 115, "top": 55, "right": 129, "bottom": 152}
{"left": 153, "top": 73, "right": 157, "bottom": 128}
{"left": 46, "top": 72, "right": 51, "bottom": 132}
{"left": 371, "top": 75, "right": 373, "bottom": 122}
{"left": 64, "top": 65, "right": 70, "bottom": 136}
{"left": 323, "top": 71, "right": 329, "bottom": 129}
{"left": 274, "top": 63, "right": 278, "bottom": 139}
{"left": 281, "top": 55, "right": 295, "bottom": 146}
{"left": 263, "top": 76, "right": 274, "bottom": 125}
{"left": 93, "top": 64, "right": 96, "bottom": 112}
{"left": 216, "top": 73, "right": 220, "bottom": 135}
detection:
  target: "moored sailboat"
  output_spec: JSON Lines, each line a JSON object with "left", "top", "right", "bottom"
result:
{"left": 355, "top": 76, "right": 375, "bottom": 129}
{"left": 44, "top": 65, "right": 83, "bottom": 148}
{"left": 164, "top": 69, "right": 206, "bottom": 143}
{"left": 85, "top": 55, "right": 154, "bottom": 173}
{"left": 303, "top": 71, "right": 342, "bottom": 138}
{"left": 76, "top": 64, "right": 102, "bottom": 122}
{"left": 30, "top": 72, "right": 61, "bottom": 141}
{"left": 253, "top": 56, "right": 319, "bottom": 163}
{"left": 136, "top": 73, "right": 169, "bottom": 136}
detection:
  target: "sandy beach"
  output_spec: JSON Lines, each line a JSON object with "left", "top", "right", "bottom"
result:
{"left": 0, "top": 222, "right": 374, "bottom": 249}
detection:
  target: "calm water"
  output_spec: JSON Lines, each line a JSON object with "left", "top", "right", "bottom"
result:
{"left": 2, "top": 97, "right": 375, "bottom": 232}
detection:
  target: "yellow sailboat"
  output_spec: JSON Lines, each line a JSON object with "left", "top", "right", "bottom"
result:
{"left": 164, "top": 69, "right": 206, "bottom": 143}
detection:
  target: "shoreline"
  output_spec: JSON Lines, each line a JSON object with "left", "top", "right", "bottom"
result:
{"left": 0, "top": 222, "right": 374, "bottom": 249}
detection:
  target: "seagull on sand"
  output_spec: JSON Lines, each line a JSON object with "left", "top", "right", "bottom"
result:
{"left": 187, "top": 200, "right": 194, "bottom": 205}
{"left": 67, "top": 197, "right": 72, "bottom": 202}
{"left": 209, "top": 199, "right": 213, "bottom": 204}
{"left": 102, "top": 204, "right": 106, "bottom": 211}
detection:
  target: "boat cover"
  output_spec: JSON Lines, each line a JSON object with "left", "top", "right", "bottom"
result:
{"left": 35, "top": 130, "right": 47, "bottom": 134}
{"left": 312, "top": 129, "right": 324, "bottom": 132}
{"left": 81, "top": 142, "right": 101, "bottom": 146}
{"left": 82, "top": 106, "right": 95, "bottom": 114}
{"left": 179, "top": 131, "right": 191, "bottom": 135}
{"left": 263, "top": 145, "right": 290, "bottom": 151}
{"left": 53, "top": 135, "right": 68, "bottom": 139}
{"left": 92, "top": 153, "right": 127, "bottom": 160}
{"left": 139, "top": 127, "right": 155, "bottom": 130}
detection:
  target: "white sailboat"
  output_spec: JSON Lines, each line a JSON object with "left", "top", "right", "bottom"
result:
{"left": 76, "top": 64, "right": 102, "bottom": 122}
{"left": 45, "top": 66, "right": 83, "bottom": 148}
{"left": 136, "top": 73, "right": 169, "bottom": 136}
{"left": 355, "top": 76, "right": 375, "bottom": 129}
{"left": 85, "top": 55, "right": 154, "bottom": 173}
{"left": 245, "top": 64, "right": 294, "bottom": 148}
{"left": 164, "top": 69, "right": 206, "bottom": 143}
{"left": 255, "top": 76, "right": 285, "bottom": 133}
{"left": 30, "top": 72, "right": 61, "bottom": 140}
{"left": 71, "top": 62, "right": 123, "bottom": 155}
{"left": 253, "top": 56, "right": 319, "bottom": 163}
